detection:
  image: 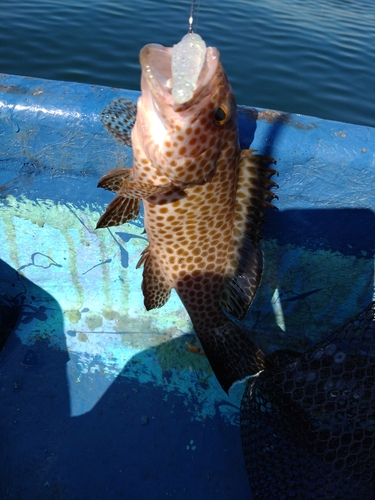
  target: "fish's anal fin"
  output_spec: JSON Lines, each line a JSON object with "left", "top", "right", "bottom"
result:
{"left": 196, "top": 321, "right": 269, "bottom": 393}
{"left": 98, "top": 168, "right": 178, "bottom": 199}
{"left": 100, "top": 97, "right": 137, "bottom": 147}
{"left": 221, "top": 149, "right": 277, "bottom": 320}
{"left": 96, "top": 195, "right": 140, "bottom": 228}
{"left": 136, "top": 247, "right": 172, "bottom": 310}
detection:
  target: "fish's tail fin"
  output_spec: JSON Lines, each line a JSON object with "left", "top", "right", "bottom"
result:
{"left": 197, "top": 321, "right": 268, "bottom": 393}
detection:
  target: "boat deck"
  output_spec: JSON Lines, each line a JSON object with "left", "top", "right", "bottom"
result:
{"left": 0, "top": 73, "right": 374, "bottom": 499}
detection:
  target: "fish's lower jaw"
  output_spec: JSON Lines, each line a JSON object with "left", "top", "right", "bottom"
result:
{"left": 197, "top": 322, "right": 268, "bottom": 394}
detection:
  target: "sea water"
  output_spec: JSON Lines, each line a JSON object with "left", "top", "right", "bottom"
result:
{"left": 1, "top": 0, "right": 374, "bottom": 126}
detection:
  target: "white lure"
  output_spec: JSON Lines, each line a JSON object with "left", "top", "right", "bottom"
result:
{"left": 171, "top": 33, "right": 207, "bottom": 104}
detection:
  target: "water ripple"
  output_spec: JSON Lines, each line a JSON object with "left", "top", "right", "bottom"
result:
{"left": 1, "top": 0, "right": 374, "bottom": 126}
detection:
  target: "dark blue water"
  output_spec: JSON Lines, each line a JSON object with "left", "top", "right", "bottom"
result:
{"left": 1, "top": 0, "right": 374, "bottom": 127}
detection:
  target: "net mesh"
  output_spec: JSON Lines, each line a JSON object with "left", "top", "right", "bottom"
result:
{"left": 240, "top": 301, "right": 375, "bottom": 499}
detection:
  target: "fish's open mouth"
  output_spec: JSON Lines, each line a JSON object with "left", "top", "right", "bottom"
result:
{"left": 140, "top": 43, "right": 219, "bottom": 108}
{"left": 138, "top": 39, "right": 226, "bottom": 184}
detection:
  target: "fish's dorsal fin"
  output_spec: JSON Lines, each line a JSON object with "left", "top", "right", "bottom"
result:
{"left": 220, "top": 149, "right": 277, "bottom": 320}
{"left": 136, "top": 248, "right": 172, "bottom": 310}
{"left": 100, "top": 97, "right": 137, "bottom": 147}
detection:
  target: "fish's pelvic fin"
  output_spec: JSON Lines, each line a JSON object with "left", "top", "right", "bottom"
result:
{"left": 136, "top": 247, "right": 172, "bottom": 310}
{"left": 100, "top": 97, "right": 137, "bottom": 147}
{"left": 98, "top": 168, "right": 177, "bottom": 199}
{"left": 197, "top": 321, "right": 268, "bottom": 393}
{"left": 96, "top": 195, "right": 140, "bottom": 228}
{"left": 221, "top": 149, "right": 277, "bottom": 320}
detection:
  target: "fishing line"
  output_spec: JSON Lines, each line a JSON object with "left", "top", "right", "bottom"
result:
{"left": 188, "top": 0, "right": 201, "bottom": 33}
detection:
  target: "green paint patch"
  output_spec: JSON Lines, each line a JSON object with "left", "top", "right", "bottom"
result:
{"left": 85, "top": 314, "right": 103, "bottom": 330}
{"left": 115, "top": 315, "right": 155, "bottom": 334}
{"left": 65, "top": 310, "right": 82, "bottom": 323}
{"left": 120, "top": 332, "right": 171, "bottom": 350}
{"left": 78, "top": 332, "right": 88, "bottom": 342}
{"left": 102, "top": 308, "right": 120, "bottom": 321}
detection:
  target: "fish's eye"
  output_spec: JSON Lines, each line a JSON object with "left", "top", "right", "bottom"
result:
{"left": 214, "top": 105, "right": 229, "bottom": 125}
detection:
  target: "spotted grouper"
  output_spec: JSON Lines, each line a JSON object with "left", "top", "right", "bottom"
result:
{"left": 97, "top": 33, "right": 277, "bottom": 392}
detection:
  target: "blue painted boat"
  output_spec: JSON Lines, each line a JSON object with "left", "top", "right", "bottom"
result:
{"left": 0, "top": 73, "right": 374, "bottom": 499}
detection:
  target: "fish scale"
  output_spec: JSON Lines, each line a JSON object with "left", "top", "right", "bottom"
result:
{"left": 97, "top": 37, "right": 277, "bottom": 392}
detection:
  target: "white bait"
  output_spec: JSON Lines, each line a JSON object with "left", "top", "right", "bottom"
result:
{"left": 171, "top": 32, "right": 207, "bottom": 104}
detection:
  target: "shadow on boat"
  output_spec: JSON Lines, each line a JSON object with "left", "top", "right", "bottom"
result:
{"left": 0, "top": 259, "right": 250, "bottom": 500}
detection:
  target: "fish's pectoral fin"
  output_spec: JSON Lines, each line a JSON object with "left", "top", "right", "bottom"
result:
{"left": 98, "top": 168, "right": 134, "bottom": 192}
{"left": 136, "top": 247, "right": 172, "bottom": 310}
{"left": 96, "top": 196, "right": 140, "bottom": 228}
{"left": 98, "top": 168, "right": 178, "bottom": 199}
{"left": 221, "top": 149, "right": 277, "bottom": 320}
{"left": 100, "top": 98, "right": 137, "bottom": 147}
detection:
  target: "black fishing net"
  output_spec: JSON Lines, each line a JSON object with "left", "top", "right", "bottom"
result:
{"left": 240, "top": 302, "right": 375, "bottom": 499}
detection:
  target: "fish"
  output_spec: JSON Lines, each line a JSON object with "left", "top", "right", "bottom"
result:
{"left": 240, "top": 301, "right": 375, "bottom": 499}
{"left": 97, "top": 33, "right": 277, "bottom": 392}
